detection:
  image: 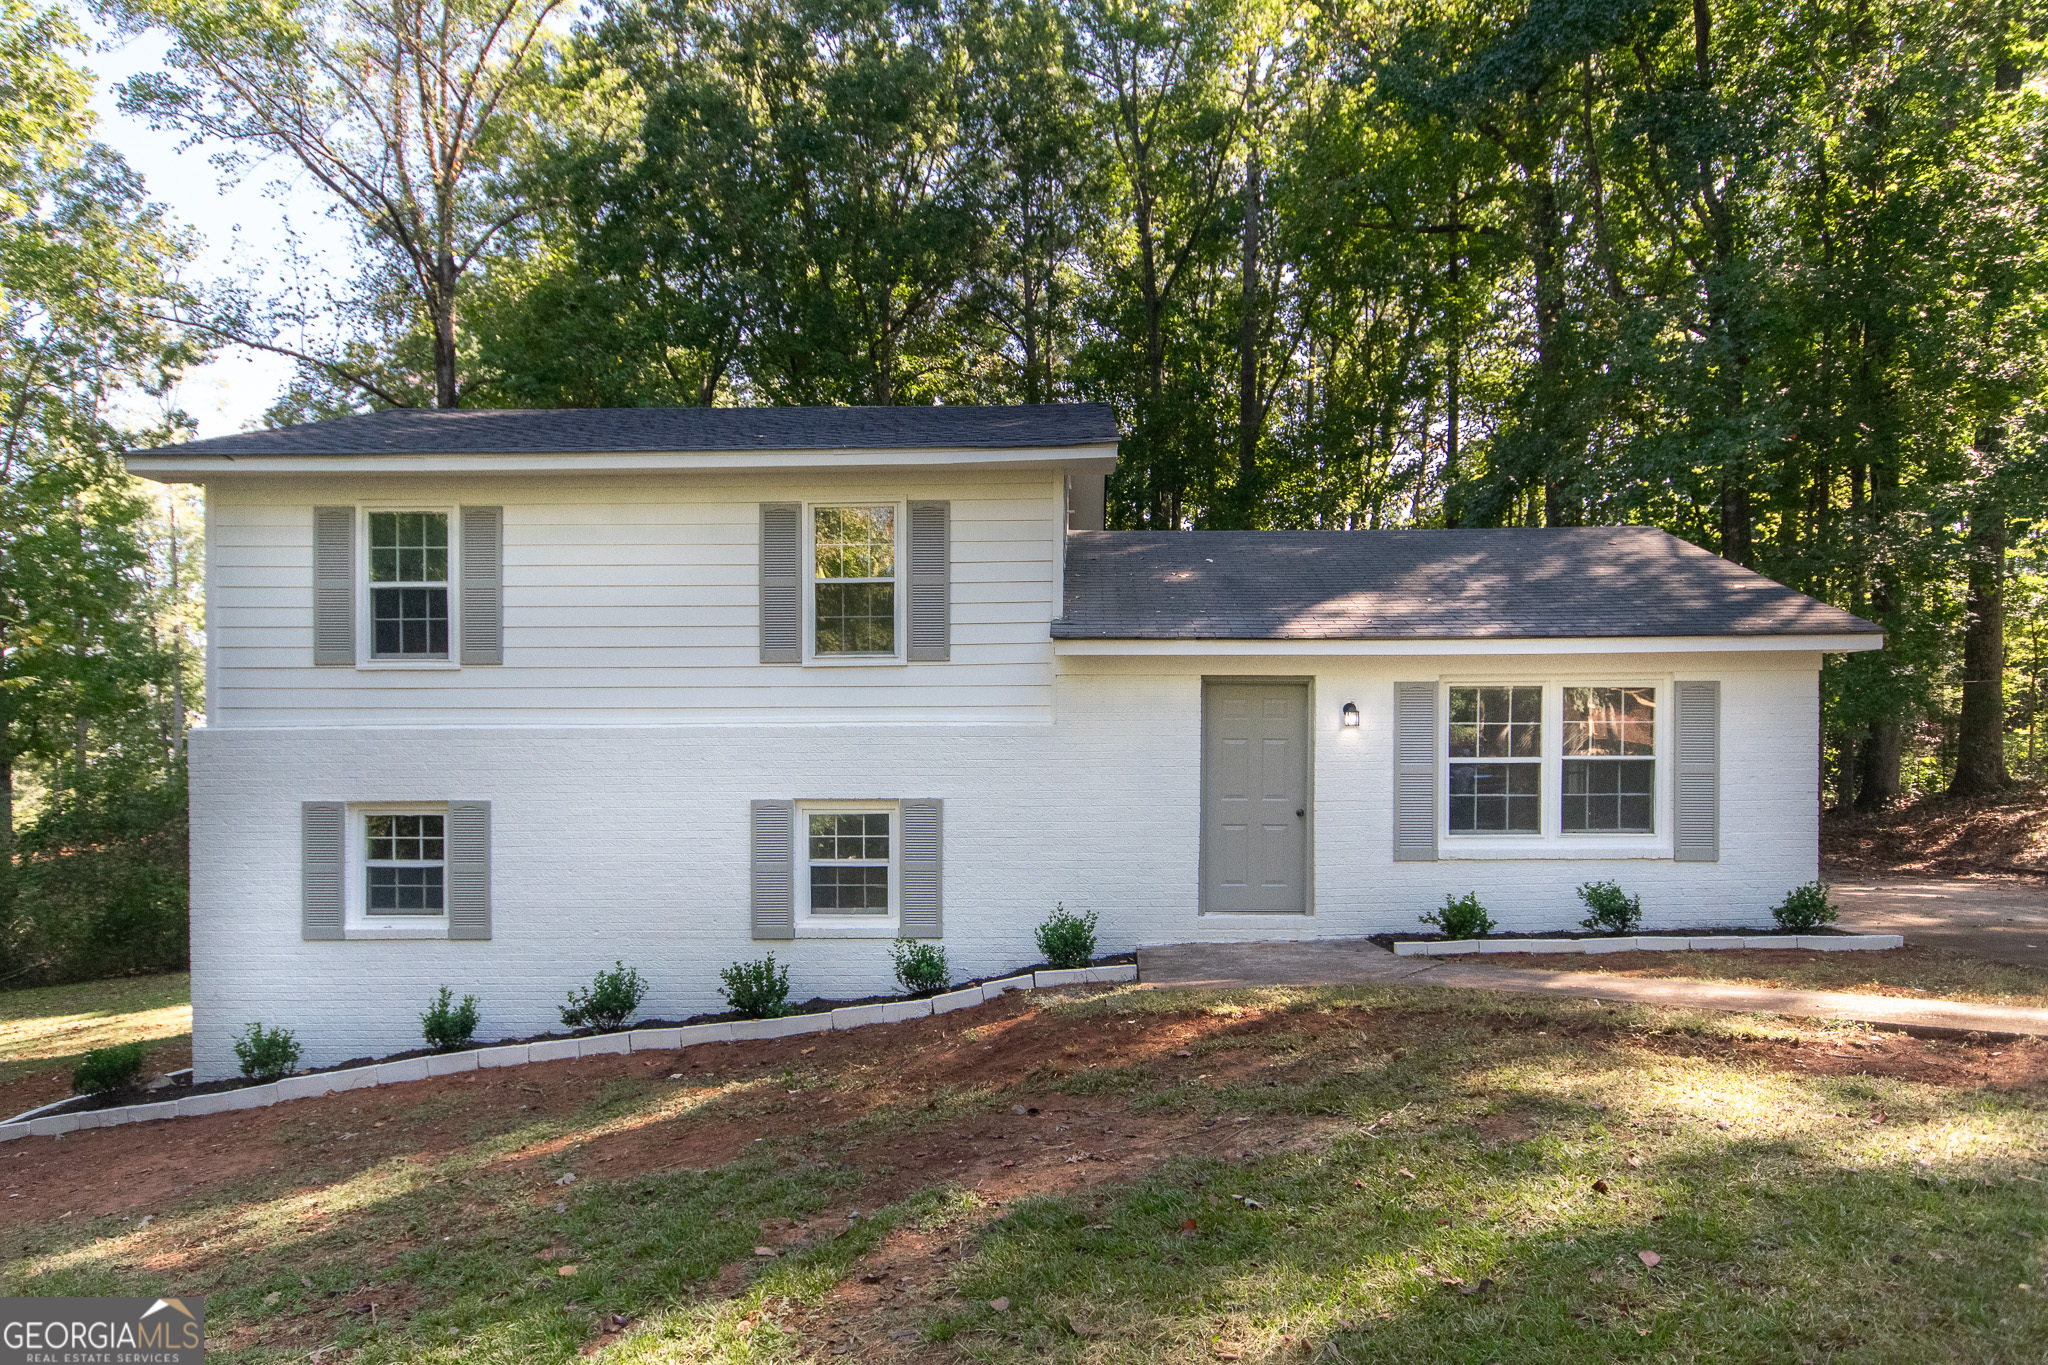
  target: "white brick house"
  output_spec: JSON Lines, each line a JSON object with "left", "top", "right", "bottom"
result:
{"left": 127, "top": 405, "right": 1883, "bottom": 1079}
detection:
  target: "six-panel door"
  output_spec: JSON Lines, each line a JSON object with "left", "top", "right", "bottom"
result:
{"left": 1201, "top": 680, "right": 1310, "bottom": 912}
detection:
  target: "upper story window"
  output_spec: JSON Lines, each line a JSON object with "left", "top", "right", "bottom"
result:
{"left": 369, "top": 511, "right": 449, "bottom": 659}
{"left": 1562, "top": 686, "right": 1656, "bottom": 833}
{"left": 1447, "top": 685, "right": 1542, "bottom": 833}
{"left": 365, "top": 812, "right": 445, "bottom": 916}
{"left": 812, "top": 505, "right": 897, "bottom": 656}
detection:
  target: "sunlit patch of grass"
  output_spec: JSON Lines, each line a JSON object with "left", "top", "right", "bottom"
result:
{"left": 4, "top": 984, "right": 2045, "bottom": 1362}
{"left": 1490, "top": 944, "right": 2048, "bottom": 1009}
{"left": 0, "top": 973, "right": 190, "bottom": 1083}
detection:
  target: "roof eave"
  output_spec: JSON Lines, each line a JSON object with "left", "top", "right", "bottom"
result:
{"left": 123, "top": 441, "right": 1121, "bottom": 483}
{"left": 1049, "top": 632, "right": 1884, "bottom": 656}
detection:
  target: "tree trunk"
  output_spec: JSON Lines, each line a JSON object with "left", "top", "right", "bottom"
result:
{"left": 1527, "top": 145, "right": 1575, "bottom": 527}
{"left": 1855, "top": 721, "right": 1903, "bottom": 811}
{"left": 1443, "top": 250, "right": 1463, "bottom": 527}
{"left": 1233, "top": 151, "right": 1263, "bottom": 528}
{"left": 1950, "top": 479, "right": 2011, "bottom": 796}
{"left": 434, "top": 252, "right": 460, "bottom": 409}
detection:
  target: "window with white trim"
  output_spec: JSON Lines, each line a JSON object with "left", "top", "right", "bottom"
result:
{"left": 804, "top": 808, "right": 894, "bottom": 918}
{"left": 365, "top": 812, "right": 445, "bottom": 916}
{"left": 368, "top": 511, "right": 450, "bottom": 659}
{"left": 1447, "top": 685, "right": 1542, "bottom": 834}
{"left": 811, "top": 505, "right": 897, "bottom": 656}
{"left": 1562, "top": 686, "right": 1656, "bottom": 833}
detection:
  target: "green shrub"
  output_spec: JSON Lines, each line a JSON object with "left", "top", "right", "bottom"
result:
{"left": 72, "top": 1041, "right": 148, "bottom": 1096}
{"left": 1576, "top": 880, "right": 1643, "bottom": 935}
{"left": 560, "top": 961, "right": 648, "bottom": 1032}
{"left": 233, "top": 1023, "right": 301, "bottom": 1081}
{"left": 891, "top": 940, "right": 950, "bottom": 995}
{"left": 1034, "top": 903, "right": 1098, "bottom": 970}
{"left": 1771, "top": 881, "right": 1839, "bottom": 932}
{"left": 718, "top": 954, "right": 791, "bottom": 1019}
{"left": 1, "top": 779, "right": 188, "bottom": 987}
{"left": 1421, "top": 892, "right": 1497, "bottom": 940}
{"left": 420, "top": 986, "right": 480, "bottom": 1052}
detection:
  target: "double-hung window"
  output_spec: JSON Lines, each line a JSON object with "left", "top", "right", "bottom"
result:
{"left": 804, "top": 808, "right": 894, "bottom": 919}
{"left": 365, "top": 813, "right": 445, "bottom": 916}
{"left": 1563, "top": 687, "right": 1656, "bottom": 832}
{"left": 812, "top": 506, "right": 897, "bottom": 657}
{"left": 1447, "top": 686, "right": 1542, "bottom": 833}
{"left": 369, "top": 511, "right": 449, "bottom": 659}
{"left": 1441, "top": 680, "right": 1665, "bottom": 848}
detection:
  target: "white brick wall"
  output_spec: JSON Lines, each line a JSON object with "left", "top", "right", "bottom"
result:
{"left": 187, "top": 647, "right": 1821, "bottom": 1078}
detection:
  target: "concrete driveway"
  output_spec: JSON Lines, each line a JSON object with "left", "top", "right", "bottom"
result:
{"left": 1832, "top": 875, "right": 2048, "bottom": 968}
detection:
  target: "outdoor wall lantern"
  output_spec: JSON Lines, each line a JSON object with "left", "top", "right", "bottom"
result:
{"left": 1341, "top": 702, "right": 1360, "bottom": 728}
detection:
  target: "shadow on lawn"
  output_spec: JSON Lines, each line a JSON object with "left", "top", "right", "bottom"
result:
{"left": 2, "top": 989, "right": 2045, "bottom": 1363}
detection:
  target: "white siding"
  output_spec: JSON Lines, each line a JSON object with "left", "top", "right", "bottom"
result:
{"left": 204, "top": 469, "right": 1062, "bottom": 726}
{"left": 187, "top": 648, "right": 1822, "bottom": 1077}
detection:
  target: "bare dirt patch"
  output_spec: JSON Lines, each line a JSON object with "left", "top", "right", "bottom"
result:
{"left": 0, "top": 992, "right": 2038, "bottom": 1240}
{"left": 1823, "top": 783, "right": 2048, "bottom": 879}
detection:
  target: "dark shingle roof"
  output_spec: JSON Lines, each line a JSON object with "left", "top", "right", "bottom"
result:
{"left": 130, "top": 403, "right": 1119, "bottom": 458}
{"left": 1056, "top": 528, "right": 1879, "bottom": 640}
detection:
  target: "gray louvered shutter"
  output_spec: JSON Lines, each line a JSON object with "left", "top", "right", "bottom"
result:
{"left": 446, "top": 801, "right": 492, "bottom": 939}
{"left": 1674, "top": 681, "right": 1720, "bottom": 862}
{"left": 313, "top": 507, "right": 355, "bottom": 666}
{"left": 759, "top": 504, "right": 801, "bottom": 663}
{"left": 1393, "top": 683, "right": 1438, "bottom": 861}
{"left": 907, "top": 502, "right": 950, "bottom": 661}
{"left": 898, "top": 799, "right": 943, "bottom": 938}
{"left": 750, "top": 800, "right": 796, "bottom": 939}
{"left": 302, "top": 802, "right": 345, "bottom": 940}
{"left": 459, "top": 507, "right": 503, "bottom": 665}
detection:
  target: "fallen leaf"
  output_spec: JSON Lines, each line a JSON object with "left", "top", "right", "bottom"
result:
{"left": 1242, "top": 1198, "right": 1264, "bottom": 1209}
{"left": 753, "top": 1247, "right": 777, "bottom": 1258}
{"left": 1397, "top": 1168, "right": 1415, "bottom": 1179}
{"left": 558, "top": 1265, "right": 578, "bottom": 1277}
{"left": 1068, "top": 1316, "right": 1106, "bottom": 1336}
{"left": 988, "top": 1297, "right": 1011, "bottom": 1312}
{"left": 1181, "top": 1217, "right": 1199, "bottom": 1234}
{"left": 1459, "top": 1278, "right": 1494, "bottom": 1296}
{"left": 1592, "top": 1179, "right": 1610, "bottom": 1195}
{"left": 1353, "top": 1180, "right": 1366, "bottom": 1189}
{"left": 263, "top": 1292, "right": 280, "bottom": 1306}
{"left": 301, "top": 1277, "right": 314, "bottom": 1290}
{"left": 1637, "top": 1251, "right": 1661, "bottom": 1267}
{"left": 1626, "top": 1156, "right": 1642, "bottom": 1169}
{"left": 1087, "top": 1224, "right": 1114, "bottom": 1231}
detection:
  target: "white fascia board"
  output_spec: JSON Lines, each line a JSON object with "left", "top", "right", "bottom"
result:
{"left": 1051, "top": 633, "right": 1883, "bottom": 656}
{"left": 124, "top": 442, "right": 1121, "bottom": 484}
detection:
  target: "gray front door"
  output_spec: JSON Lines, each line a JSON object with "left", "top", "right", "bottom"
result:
{"left": 1201, "top": 681, "right": 1310, "bottom": 912}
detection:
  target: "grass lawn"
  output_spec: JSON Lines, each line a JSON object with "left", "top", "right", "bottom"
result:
{"left": 1480, "top": 945, "right": 2048, "bottom": 1010}
{"left": 0, "top": 984, "right": 2043, "bottom": 1363}
{"left": 0, "top": 973, "right": 190, "bottom": 1114}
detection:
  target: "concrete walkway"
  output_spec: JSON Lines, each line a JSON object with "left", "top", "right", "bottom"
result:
{"left": 1135, "top": 938, "right": 2048, "bottom": 1038}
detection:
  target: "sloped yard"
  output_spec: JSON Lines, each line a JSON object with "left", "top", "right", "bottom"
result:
{"left": 0, "top": 983, "right": 2044, "bottom": 1363}
{"left": 0, "top": 973, "right": 190, "bottom": 1118}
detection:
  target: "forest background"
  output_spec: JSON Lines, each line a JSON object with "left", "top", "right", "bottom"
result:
{"left": 3, "top": 0, "right": 2044, "bottom": 982}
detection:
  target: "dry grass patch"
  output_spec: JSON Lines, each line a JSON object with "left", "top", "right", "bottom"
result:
{"left": 0, "top": 985, "right": 2041, "bottom": 1364}
{"left": 1477, "top": 944, "right": 2048, "bottom": 1009}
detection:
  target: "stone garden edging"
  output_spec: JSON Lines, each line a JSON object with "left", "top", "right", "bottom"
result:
{"left": 1390, "top": 933, "right": 1906, "bottom": 957}
{"left": 0, "top": 964, "right": 1139, "bottom": 1142}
